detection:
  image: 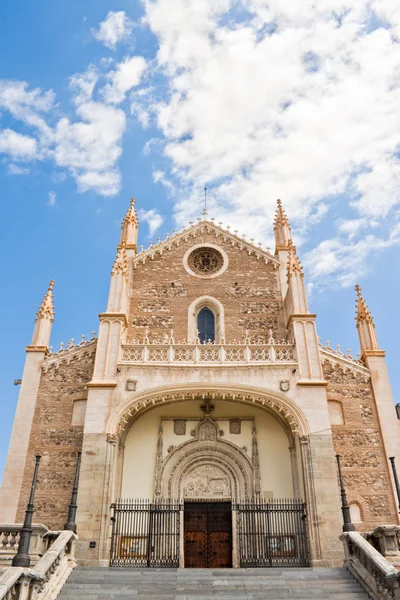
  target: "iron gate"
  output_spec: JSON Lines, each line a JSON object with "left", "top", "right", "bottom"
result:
{"left": 110, "top": 499, "right": 181, "bottom": 567}
{"left": 235, "top": 498, "right": 310, "bottom": 567}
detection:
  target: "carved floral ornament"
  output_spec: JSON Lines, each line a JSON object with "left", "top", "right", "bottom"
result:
{"left": 108, "top": 386, "right": 309, "bottom": 439}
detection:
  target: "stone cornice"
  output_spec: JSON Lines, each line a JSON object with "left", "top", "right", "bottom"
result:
{"left": 362, "top": 350, "right": 386, "bottom": 360}
{"left": 26, "top": 345, "right": 48, "bottom": 353}
{"left": 286, "top": 314, "right": 317, "bottom": 328}
{"left": 86, "top": 381, "right": 118, "bottom": 388}
{"left": 297, "top": 380, "right": 329, "bottom": 387}
{"left": 132, "top": 220, "right": 279, "bottom": 269}
{"left": 98, "top": 312, "right": 128, "bottom": 327}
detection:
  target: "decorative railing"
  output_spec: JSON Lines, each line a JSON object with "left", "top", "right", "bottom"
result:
{"left": 120, "top": 341, "right": 296, "bottom": 365}
{"left": 341, "top": 531, "right": 400, "bottom": 600}
{"left": 0, "top": 525, "right": 48, "bottom": 568}
{"left": 0, "top": 530, "right": 76, "bottom": 600}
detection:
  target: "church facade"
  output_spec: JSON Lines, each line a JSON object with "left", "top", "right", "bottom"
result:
{"left": 1, "top": 199, "right": 399, "bottom": 568}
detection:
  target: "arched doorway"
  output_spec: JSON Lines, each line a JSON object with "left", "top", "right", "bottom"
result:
{"left": 108, "top": 390, "right": 310, "bottom": 568}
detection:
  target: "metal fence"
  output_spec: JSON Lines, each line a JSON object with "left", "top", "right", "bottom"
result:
{"left": 110, "top": 499, "right": 181, "bottom": 567}
{"left": 235, "top": 498, "right": 310, "bottom": 567}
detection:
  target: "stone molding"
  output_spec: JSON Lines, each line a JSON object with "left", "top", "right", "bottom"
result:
{"left": 106, "top": 382, "right": 310, "bottom": 438}
{"left": 132, "top": 220, "right": 279, "bottom": 269}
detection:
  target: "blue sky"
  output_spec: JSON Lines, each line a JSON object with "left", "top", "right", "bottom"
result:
{"left": 1, "top": 0, "right": 400, "bottom": 479}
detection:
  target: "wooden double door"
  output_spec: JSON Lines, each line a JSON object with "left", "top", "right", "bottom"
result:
{"left": 184, "top": 501, "right": 232, "bottom": 568}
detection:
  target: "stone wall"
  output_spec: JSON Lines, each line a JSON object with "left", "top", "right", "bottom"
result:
{"left": 322, "top": 359, "right": 397, "bottom": 528}
{"left": 128, "top": 231, "right": 285, "bottom": 343}
{"left": 15, "top": 345, "right": 96, "bottom": 529}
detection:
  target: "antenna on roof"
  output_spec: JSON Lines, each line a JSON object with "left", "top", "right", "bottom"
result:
{"left": 203, "top": 187, "right": 208, "bottom": 220}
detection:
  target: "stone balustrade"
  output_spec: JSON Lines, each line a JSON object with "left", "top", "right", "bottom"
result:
{"left": 120, "top": 341, "right": 296, "bottom": 366}
{"left": 0, "top": 525, "right": 48, "bottom": 568}
{"left": 341, "top": 531, "right": 400, "bottom": 600}
{"left": 0, "top": 530, "right": 76, "bottom": 600}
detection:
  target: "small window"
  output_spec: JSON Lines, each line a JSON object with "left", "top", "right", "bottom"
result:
{"left": 349, "top": 503, "right": 362, "bottom": 523}
{"left": 198, "top": 307, "right": 215, "bottom": 343}
{"left": 328, "top": 400, "right": 344, "bottom": 425}
{"left": 71, "top": 399, "right": 87, "bottom": 426}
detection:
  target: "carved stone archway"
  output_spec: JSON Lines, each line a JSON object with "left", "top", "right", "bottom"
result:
{"left": 157, "top": 417, "right": 255, "bottom": 500}
{"left": 107, "top": 383, "right": 310, "bottom": 443}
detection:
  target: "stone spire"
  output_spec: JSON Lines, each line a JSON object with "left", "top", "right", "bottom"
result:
{"left": 120, "top": 197, "right": 139, "bottom": 251}
{"left": 31, "top": 280, "right": 55, "bottom": 348}
{"left": 285, "top": 241, "right": 308, "bottom": 314}
{"left": 111, "top": 245, "right": 128, "bottom": 280}
{"left": 286, "top": 241, "right": 303, "bottom": 281}
{"left": 274, "top": 199, "right": 292, "bottom": 252}
{"left": 355, "top": 285, "right": 380, "bottom": 355}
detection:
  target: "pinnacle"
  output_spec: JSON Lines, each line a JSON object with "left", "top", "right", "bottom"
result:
{"left": 286, "top": 240, "right": 303, "bottom": 279}
{"left": 122, "top": 197, "right": 139, "bottom": 226}
{"left": 36, "top": 279, "right": 55, "bottom": 322}
{"left": 355, "top": 284, "right": 374, "bottom": 325}
{"left": 274, "top": 198, "right": 291, "bottom": 229}
{"left": 112, "top": 245, "right": 128, "bottom": 278}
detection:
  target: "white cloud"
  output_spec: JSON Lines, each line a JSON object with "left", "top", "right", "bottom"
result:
{"left": 48, "top": 191, "right": 56, "bottom": 207}
{"left": 70, "top": 66, "right": 99, "bottom": 106}
{"left": 139, "top": 0, "right": 400, "bottom": 287}
{"left": 139, "top": 208, "right": 164, "bottom": 236}
{"left": 8, "top": 163, "right": 29, "bottom": 175}
{"left": 102, "top": 56, "right": 147, "bottom": 105}
{"left": 92, "top": 11, "right": 135, "bottom": 50}
{"left": 0, "top": 129, "right": 37, "bottom": 158}
{"left": 53, "top": 102, "right": 126, "bottom": 196}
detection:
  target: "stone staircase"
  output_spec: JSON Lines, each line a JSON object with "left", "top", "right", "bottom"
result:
{"left": 58, "top": 567, "right": 368, "bottom": 599}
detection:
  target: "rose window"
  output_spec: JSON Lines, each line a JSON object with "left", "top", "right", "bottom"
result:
{"left": 188, "top": 248, "right": 224, "bottom": 275}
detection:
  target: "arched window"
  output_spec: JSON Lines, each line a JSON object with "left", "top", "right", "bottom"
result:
{"left": 349, "top": 503, "right": 362, "bottom": 523}
{"left": 197, "top": 307, "right": 215, "bottom": 343}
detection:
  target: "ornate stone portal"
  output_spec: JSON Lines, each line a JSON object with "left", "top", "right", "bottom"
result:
{"left": 154, "top": 400, "right": 259, "bottom": 500}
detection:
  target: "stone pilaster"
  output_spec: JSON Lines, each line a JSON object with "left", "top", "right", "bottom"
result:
{"left": 0, "top": 281, "right": 55, "bottom": 521}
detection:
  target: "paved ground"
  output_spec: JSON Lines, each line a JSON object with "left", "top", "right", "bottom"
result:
{"left": 58, "top": 567, "right": 368, "bottom": 599}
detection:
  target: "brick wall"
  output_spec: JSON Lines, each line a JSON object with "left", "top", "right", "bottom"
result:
{"left": 128, "top": 232, "right": 286, "bottom": 343}
{"left": 16, "top": 346, "right": 95, "bottom": 529}
{"left": 322, "top": 360, "right": 397, "bottom": 528}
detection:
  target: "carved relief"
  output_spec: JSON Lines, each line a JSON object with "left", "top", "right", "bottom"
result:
{"left": 125, "top": 379, "right": 137, "bottom": 392}
{"left": 198, "top": 420, "right": 218, "bottom": 442}
{"left": 183, "top": 465, "right": 231, "bottom": 498}
{"left": 174, "top": 420, "right": 186, "bottom": 435}
{"left": 229, "top": 420, "right": 241, "bottom": 434}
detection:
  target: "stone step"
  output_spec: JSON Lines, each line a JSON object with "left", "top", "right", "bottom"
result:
{"left": 58, "top": 567, "right": 368, "bottom": 599}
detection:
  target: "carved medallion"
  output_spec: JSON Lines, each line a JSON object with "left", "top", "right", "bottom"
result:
{"left": 280, "top": 380, "right": 290, "bottom": 392}
{"left": 174, "top": 419, "right": 186, "bottom": 435}
{"left": 125, "top": 379, "right": 137, "bottom": 392}
{"left": 229, "top": 419, "right": 241, "bottom": 434}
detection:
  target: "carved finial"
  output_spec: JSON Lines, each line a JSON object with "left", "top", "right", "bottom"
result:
{"left": 286, "top": 240, "right": 303, "bottom": 281}
{"left": 354, "top": 285, "right": 381, "bottom": 353}
{"left": 355, "top": 284, "right": 374, "bottom": 325}
{"left": 200, "top": 397, "right": 215, "bottom": 415}
{"left": 36, "top": 280, "right": 55, "bottom": 322}
{"left": 112, "top": 245, "right": 128, "bottom": 280}
{"left": 274, "top": 199, "right": 291, "bottom": 229}
{"left": 122, "top": 197, "right": 138, "bottom": 227}
{"left": 120, "top": 197, "right": 139, "bottom": 248}
{"left": 274, "top": 199, "right": 292, "bottom": 252}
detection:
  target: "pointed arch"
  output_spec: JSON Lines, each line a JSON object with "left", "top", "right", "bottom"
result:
{"left": 187, "top": 296, "right": 225, "bottom": 343}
